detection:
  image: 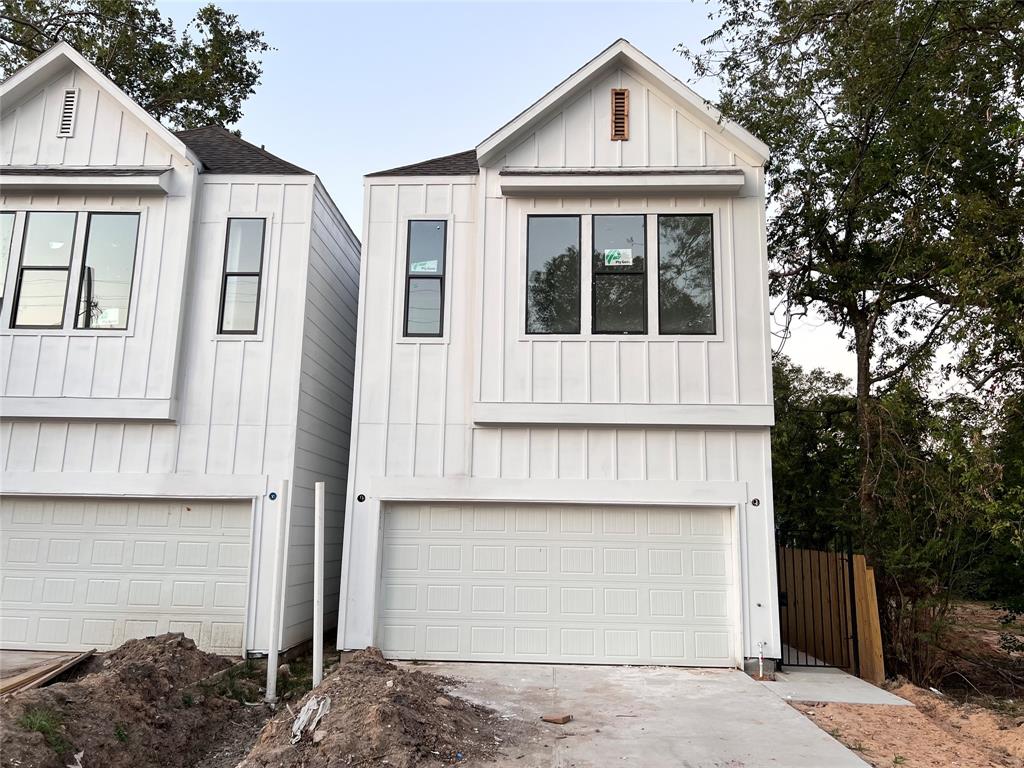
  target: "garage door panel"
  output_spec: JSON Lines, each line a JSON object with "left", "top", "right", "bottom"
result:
{"left": 377, "top": 503, "right": 738, "bottom": 666}
{"left": 0, "top": 498, "right": 250, "bottom": 655}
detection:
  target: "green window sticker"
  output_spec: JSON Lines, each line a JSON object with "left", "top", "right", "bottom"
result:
{"left": 604, "top": 248, "right": 633, "bottom": 266}
{"left": 410, "top": 259, "right": 439, "bottom": 273}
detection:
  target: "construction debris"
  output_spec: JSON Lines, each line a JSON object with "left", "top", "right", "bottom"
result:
{"left": 290, "top": 694, "right": 331, "bottom": 744}
{"left": 541, "top": 714, "right": 574, "bottom": 725}
{"left": 0, "top": 649, "right": 95, "bottom": 697}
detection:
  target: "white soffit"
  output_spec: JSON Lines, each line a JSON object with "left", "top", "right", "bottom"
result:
{"left": 498, "top": 166, "right": 747, "bottom": 196}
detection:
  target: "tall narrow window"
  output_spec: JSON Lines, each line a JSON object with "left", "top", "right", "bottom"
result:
{"left": 0, "top": 212, "right": 15, "bottom": 309}
{"left": 658, "top": 215, "right": 715, "bottom": 335}
{"left": 592, "top": 214, "right": 646, "bottom": 334}
{"left": 11, "top": 211, "right": 76, "bottom": 328}
{"left": 526, "top": 215, "right": 580, "bottom": 334}
{"left": 218, "top": 218, "right": 266, "bottom": 334}
{"left": 75, "top": 213, "right": 140, "bottom": 330}
{"left": 403, "top": 220, "right": 446, "bottom": 337}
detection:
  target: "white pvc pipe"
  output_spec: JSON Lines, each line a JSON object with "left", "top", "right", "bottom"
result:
{"left": 265, "top": 479, "right": 290, "bottom": 703}
{"left": 312, "top": 481, "right": 326, "bottom": 687}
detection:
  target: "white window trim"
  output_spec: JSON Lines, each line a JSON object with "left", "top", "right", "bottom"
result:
{"left": 516, "top": 204, "right": 725, "bottom": 343}
{"left": 210, "top": 212, "right": 275, "bottom": 342}
{"left": 393, "top": 213, "right": 455, "bottom": 345}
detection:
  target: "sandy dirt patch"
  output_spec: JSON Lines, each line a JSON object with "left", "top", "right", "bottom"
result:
{"left": 0, "top": 633, "right": 268, "bottom": 768}
{"left": 238, "top": 648, "right": 530, "bottom": 768}
{"left": 796, "top": 683, "right": 1023, "bottom": 768}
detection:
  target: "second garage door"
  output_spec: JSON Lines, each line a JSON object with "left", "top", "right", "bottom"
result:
{"left": 377, "top": 503, "right": 738, "bottom": 666}
{"left": 0, "top": 497, "right": 252, "bottom": 655}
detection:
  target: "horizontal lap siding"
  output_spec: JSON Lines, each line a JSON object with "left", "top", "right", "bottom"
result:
{"left": 284, "top": 182, "right": 360, "bottom": 647}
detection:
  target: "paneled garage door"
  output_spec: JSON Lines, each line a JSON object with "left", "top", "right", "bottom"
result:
{"left": 0, "top": 497, "right": 251, "bottom": 655}
{"left": 377, "top": 504, "right": 738, "bottom": 666}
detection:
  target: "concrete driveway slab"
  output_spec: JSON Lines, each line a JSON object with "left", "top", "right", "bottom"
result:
{"left": 409, "top": 662, "right": 868, "bottom": 768}
{"left": 760, "top": 666, "right": 911, "bottom": 705}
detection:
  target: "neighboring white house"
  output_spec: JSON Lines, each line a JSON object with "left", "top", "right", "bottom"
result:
{"left": 338, "top": 39, "right": 780, "bottom": 668}
{"left": 0, "top": 44, "right": 360, "bottom": 656}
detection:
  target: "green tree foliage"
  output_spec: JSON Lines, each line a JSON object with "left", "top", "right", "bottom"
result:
{"left": 0, "top": 0, "right": 270, "bottom": 129}
{"left": 681, "top": 0, "right": 1024, "bottom": 526}
{"left": 772, "top": 355, "right": 1023, "bottom": 683}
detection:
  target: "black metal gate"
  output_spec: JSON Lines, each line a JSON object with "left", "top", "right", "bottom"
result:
{"left": 776, "top": 530, "right": 860, "bottom": 674}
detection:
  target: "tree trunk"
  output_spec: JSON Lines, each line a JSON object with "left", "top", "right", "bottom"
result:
{"left": 853, "top": 318, "right": 878, "bottom": 525}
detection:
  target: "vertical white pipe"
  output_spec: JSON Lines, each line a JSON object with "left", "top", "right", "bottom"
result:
{"left": 265, "top": 479, "right": 290, "bottom": 703}
{"left": 313, "top": 481, "right": 326, "bottom": 687}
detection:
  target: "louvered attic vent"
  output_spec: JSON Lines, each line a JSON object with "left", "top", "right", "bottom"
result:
{"left": 57, "top": 88, "right": 79, "bottom": 138}
{"left": 611, "top": 88, "right": 629, "bottom": 141}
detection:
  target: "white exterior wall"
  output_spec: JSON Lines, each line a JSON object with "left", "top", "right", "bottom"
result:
{"left": 0, "top": 65, "right": 198, "bottom": 419}
{"left": 284, "top": 181, "right": 360, "bottom": 647}
{"left": 340, "top": 62, "right": 780, "bottom": 662}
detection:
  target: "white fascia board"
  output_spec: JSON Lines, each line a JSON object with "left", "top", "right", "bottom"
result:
{"left": 0, "top": 396, "right": 176, "bottom": 420}
{"left": 0, "top": 170, "right": 172, "bottom": 194}
{"left": 0, "top": 472, "right": 268, "bottom": 498}
{"left": 499, "top": 169, "right": 746, "bottom": 196}
{"left": 472, "top": 402, "right": 775, "bottom": 427}
{"left": 476, "top": 39, "right": 769, "bottom": 167}
{"left": 0, "top": 42, "right": 202, "bottom": 169}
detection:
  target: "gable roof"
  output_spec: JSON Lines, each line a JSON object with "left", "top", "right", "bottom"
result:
{"left": 476, "top": 39, "right": 770, "bottom": 167}
{"left": 366, "top": 149, "right": 479, "bottom": 177}
{"left": 176, "top": 125, "right": 310, "bottom": 175}
{"left": 0, "top": 42, "right": 199, "bottom": 167}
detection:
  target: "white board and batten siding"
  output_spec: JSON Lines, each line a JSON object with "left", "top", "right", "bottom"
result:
{"left": 1, "top": 57, "right": 361, "bottom": 653}
{"left": 340, "top": 49, "right": 781, "bottom": 665}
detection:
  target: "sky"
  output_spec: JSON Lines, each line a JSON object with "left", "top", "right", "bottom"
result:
{"left": 158, "top": 0, "right": 858, "bottom": 381}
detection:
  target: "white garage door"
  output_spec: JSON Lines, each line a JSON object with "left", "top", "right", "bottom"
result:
{"left": 377, "top": 504, "right": 738, "bottom": 666}
{"left": 0, "top": 497, "right": 251, "bottom": 655}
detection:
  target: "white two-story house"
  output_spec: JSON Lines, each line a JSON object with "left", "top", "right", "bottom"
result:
{"left": 0, "top": 44, "right": 360, "bottom": 656}
{"left": 338, "top": 40, "right": 780, "bottom": 668}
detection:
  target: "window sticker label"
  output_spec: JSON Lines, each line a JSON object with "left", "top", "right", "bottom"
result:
{"left": 410, "top": 259, "right": 439, "bottom": 273}
{"left": 604, "top": 248, "right": 633, "bottom": 266}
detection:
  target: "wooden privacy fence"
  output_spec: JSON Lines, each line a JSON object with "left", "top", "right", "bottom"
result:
{"left": 777, "top": 545, "right": 885, "bottom": 684}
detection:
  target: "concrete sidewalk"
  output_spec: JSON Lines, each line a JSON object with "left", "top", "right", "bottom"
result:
{"left": 759, "top": 665, "right": 911, "bottom": 706}
{"left": 410, "top": 661, "right": 868, "bottom": 767}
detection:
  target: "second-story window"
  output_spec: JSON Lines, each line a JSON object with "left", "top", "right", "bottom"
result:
{"left": 11, "top": 211, "right": 76, "bottom": 329}
{"left": 658, "top": 215, "right": 715, "bottom": 335}
{"left": 592, "top": 214, "right": 646, "bottom": 334}
{"left": 218, "top": 218, "right": 266, "bottom": 334}
{"left": 75, "top": 213, "right": 140, "bottom": 330}
{"left": 526, "top": 215, "right": 580, "bottom": 334}
{"left": 403, "top": 220, "right": 446, "bottom": 337}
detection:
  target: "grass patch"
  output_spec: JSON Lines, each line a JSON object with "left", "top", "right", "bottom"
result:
{"left": 200, "top": 657, "right": 265, "bottom": 704}
{"left": 114, "top": 723, "right": 129, "bottom": 744}
{"left": 18, "top": 707, "right": 71, "bottom": 756}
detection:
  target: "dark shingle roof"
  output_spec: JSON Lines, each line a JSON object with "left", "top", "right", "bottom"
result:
{"left": 366, "top": 149, "right": 479, "bottom": 177}
{"left": 176, "top": 125, "right": 311, "bottom": 175}
{"left": 1, "top": 166, "right": 170, "bottom": 176}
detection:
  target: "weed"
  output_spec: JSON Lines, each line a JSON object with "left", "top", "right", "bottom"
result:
{"left": 181, "top": 692, "right": 194, "bottom": 708}
{"left": 18, "top": 708, "right": 71, "bottom": 756}
{"left": 892, "top": 756, "right": 906, "bottom": 766}
{"left": 114, "top": 723, "right": 129, "bottom": 744}
{"left": 828, "top": 727, "right": 842, "bottom": 739}
{"left": 851, "top": 742, "right": 867, "bottom": 752}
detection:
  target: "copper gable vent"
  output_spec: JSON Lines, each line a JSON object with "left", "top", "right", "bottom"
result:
{"left": 610, "top": 88, "right": 629, "bottom": 141}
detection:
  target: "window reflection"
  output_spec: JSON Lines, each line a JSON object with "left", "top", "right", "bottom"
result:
{"left": 76, "top": 213, "right": 139, "bottom": 330}
{"left": 658, "top": 215, "right": 715, "bottom": 335}
{"left": 12, "top": 211, "right": 76, "bottom": 328}
{"left": 526, "top": 216, "right": 580, "bottom": 334}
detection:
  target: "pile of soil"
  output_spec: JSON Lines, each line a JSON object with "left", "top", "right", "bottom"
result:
{"left": 1, "top": 633, "right": 267, "bottom": 768}
{"left": 796, "top": 683, "right": 1024, "bottom": 768}
{"left": 239, "top": 648, "right": 520, "bottom": 768}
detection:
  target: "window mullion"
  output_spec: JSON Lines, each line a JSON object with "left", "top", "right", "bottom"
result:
{"left": 64, "top": 213, "right": 88, "bottom": 329}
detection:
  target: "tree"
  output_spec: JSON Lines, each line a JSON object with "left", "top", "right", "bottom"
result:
{"left": 681, "top": 0, "right": 1024, "bottom": 539}
{"left": 0, "top": 0, "right": 270, "bottom": 129}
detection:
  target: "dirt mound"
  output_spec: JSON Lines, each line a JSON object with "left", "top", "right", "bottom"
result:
{"left": 239, "top": 648, "right": 520, "bottom": 768}
{"left": 796, "top": 682, "right": 1024, "bottom": 768}
{"left": 1, "top": 633, "right": 265, "bottom": 768}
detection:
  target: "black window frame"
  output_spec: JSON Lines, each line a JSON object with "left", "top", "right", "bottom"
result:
{"left": 656, "top": 213, "right": 717, "bottom": 336}
{"left": 402, "top": 219, "right": 447, "bottom": 338}
{"left": 591, "top": 213, "right": 648, "bottom": 335}
{"left": 74, "top": 211, "right": 141, "bottom": 331}
{"left": 217, "top": 217, "right": 267, "bottom": 335}
{"left": 9, "top": 210, "right": 77, "bottom": 330}
{"left": 525, "top": 213, "right": 582, "bottom": 336}
{"left": 0, "top": 210, "right": 15, "bottom": 311}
